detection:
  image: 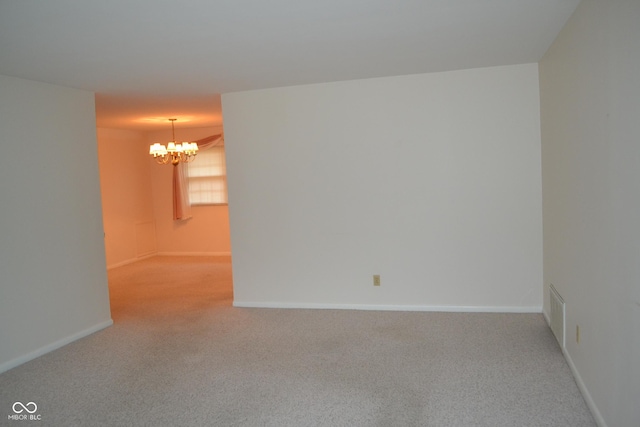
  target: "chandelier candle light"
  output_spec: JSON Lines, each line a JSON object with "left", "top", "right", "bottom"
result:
{"left": 149, "top": 118, "right": 199, "bottom": 165}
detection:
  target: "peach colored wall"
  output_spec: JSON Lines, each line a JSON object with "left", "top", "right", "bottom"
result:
{"left": 97, "top": 128, "right": 156, "bottom": 267}
{"left": 148, "top": 125, "right": 232, "bottom": 255}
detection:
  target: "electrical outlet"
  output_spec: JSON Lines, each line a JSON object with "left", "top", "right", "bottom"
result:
{"left": 373, "top": 275, "right": 381, "bottom": 286}
{"left": 576, "top": 325, "right": 580, "bottom": 344}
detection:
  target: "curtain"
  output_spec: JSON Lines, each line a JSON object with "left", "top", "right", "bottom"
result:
{"left": 173, "top": 163, "right": 191, "bottom": 220}
{"left": 194, "top": 134, "right": 223, "bottom": 150}
{"left": 172, "top": 133, "right": 223, "bottom": 220}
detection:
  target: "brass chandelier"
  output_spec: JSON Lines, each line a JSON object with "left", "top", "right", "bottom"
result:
{"left": 149, "top": 118, "right": 199, "bottom": 165}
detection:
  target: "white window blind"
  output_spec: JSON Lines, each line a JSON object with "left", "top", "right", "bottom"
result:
{"left": 186, "top": 145, "right": 227, "bottom": 205}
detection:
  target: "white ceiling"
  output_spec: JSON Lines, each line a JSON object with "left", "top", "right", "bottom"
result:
{"left": 0, "top": 0, "right": 580, "bottom": 131}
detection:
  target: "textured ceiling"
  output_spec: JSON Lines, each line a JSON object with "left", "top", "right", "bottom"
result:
{"left": 0, "top": 0, "right": 580, "bottom": 130}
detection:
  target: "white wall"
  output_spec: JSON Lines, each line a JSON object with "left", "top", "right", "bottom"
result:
{"left": 0, "top": 75, "right": 112, "bottom": 372}
{"left": 539, "top": 1, "right": 640, "bottom": 426}
{"left": 97, "top": 128, "right": 156, "bottom": 268}
{"left": 223, "top": 63, "right": 542, "bottom": 311}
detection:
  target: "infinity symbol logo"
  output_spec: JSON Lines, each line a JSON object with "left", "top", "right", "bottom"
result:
{"left": 12, "top": 401, "right": 37, "bottom": 414}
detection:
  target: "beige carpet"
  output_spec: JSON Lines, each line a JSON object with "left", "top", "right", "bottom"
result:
{"left": 0, "top": 256, "right": 595, "bottom": 426}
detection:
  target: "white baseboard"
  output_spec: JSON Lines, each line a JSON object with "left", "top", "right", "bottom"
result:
{"left": 0, "top": 319, "right": 113, "bottom": 374}
{"left": 233, "top": 301, "right": 542, "bottom": 313}
{"left": 541, "top": 307, "right": 606, "bottom": 427}
{"left": 562, "top": 349, "right": 608, "bottom": 427}
{"left": 107, "top": 253, "right": 156, "bottom": 270}
{"left": 107, "top": 252, "right": 231, "bottom": 269}
{"left": 157, "top": 252, "right": 232, "bottom": 257}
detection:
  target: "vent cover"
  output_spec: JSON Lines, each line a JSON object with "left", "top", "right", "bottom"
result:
{"left": 549, "top": 284, "right": 565, "bottom": 349}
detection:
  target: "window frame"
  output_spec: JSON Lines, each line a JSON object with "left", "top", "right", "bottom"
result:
{"left": 186, "top": 144, "right": 228, "bottom": 206}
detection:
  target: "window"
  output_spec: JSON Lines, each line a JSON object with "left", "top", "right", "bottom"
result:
{"left": 186, "top": 145, "right": 228, "bottom": 205}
